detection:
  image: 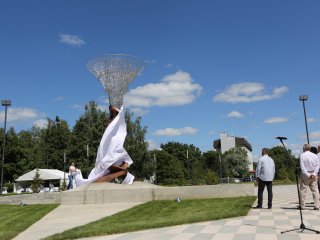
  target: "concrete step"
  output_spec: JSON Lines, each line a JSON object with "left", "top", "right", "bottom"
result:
{"left": 61, "top": 181, "right": 160, "bottom": 204}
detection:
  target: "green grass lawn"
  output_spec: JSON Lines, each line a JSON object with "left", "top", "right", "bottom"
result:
{"left": 46, "top": 196, "right": 256, "bottom": 240}
{"left": 0, "top": 204, "right": 59, "bottom": 240}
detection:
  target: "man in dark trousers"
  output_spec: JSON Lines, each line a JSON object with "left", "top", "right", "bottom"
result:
{"left": 255, "top": 148, "right": 275, "bottom": 209}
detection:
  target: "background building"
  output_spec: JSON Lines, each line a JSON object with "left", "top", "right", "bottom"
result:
{"left": 213, "top": 132, "right": 253, "bottom": 171}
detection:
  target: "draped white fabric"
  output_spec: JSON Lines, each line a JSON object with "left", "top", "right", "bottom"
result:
{"left": 73, "top": 107, "right": 134, "bottom": 186}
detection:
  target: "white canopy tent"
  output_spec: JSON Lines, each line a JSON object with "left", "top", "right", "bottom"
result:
{"left": 14, "top": 169, "right": 68, "bottom": 193}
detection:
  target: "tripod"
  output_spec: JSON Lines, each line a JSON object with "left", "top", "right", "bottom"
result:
{"left": 277, "top": 137, "right": 320, "bottom": 234}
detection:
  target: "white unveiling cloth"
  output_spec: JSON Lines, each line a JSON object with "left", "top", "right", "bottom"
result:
{"left": 73, "top": 107, "right": 134, "bottom": 186}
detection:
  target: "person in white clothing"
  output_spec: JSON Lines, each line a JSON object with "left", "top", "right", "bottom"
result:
{"left": 67, "top": 162, "right": 76, "bottom": 190}
{"left": 317, "top": 145, "right": 320, "bottom": 192}
{"left": 299, "top": 144, "right": 319, "bottom": 210}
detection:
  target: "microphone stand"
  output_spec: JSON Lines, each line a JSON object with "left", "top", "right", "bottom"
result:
{"left": 277, "top": 138, "right": 319, "bottom": 234}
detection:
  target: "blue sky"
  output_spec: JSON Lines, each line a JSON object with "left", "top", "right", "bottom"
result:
{"left": 1, "top": 1, "right": 320, "bottom": 160}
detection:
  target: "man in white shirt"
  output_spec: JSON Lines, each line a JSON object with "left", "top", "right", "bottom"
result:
{"left": 299, "top": 144, "right": 319, "bottom": 210}
{"left": 317, "top": 145, "right": 320, "bottom": 192}
{"left": 255, "top": 148, "right": 275, "bottom": 209}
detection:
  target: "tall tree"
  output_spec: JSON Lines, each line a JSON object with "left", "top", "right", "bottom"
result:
{"left": 124, "top": 110, "right": 150, "bottom": 180}
{"left": 222, "top": 147, "right": 249, "bottom": 178}
{"left": 153, "top": 149, "right": 185, "bottom": 185}
{"left": 69, "top": 101, "right": 107, "bottom": 177}
{"left": 203, "top": 150, "right": 222, "bottom": 176}
{"left": 42, "top": 117, "right": 71, "bottom": 171}
{"left": 1, "top": 128, "right": 19, "bottom": 182}
{"left": 269, "top": 146, "right": 296, "bottom": 181}
{"left": 160, "top": 141, "right": 204, "bottom": 184}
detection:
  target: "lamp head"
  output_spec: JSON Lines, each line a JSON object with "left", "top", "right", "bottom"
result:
{"left": 1, "top": 100, "right": 11, "bottom": 106}
{"left": 299, "top": 95, "right": 308, "bottom": 101}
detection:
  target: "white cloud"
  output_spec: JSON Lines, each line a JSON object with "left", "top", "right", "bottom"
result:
{"left": 311, "top": 141, "right": 320, "bottom": 148}
{"left": 33, "top": 119, "right": 48, "bottom": 129}
{"left": 53, "top": 96, "right": 64, "bottom": 102}
{"left": 70, "top": 104, "right": 85, "bottom": 111}
{"left": 213, "top": 82, "right": 288, "bottom": 104}
{"left": 147, "top": 139, "right": 161, "bottom": 150}
{"left": 129, "top": 107, "right": 149, "bottom": 116}
{"left": 145, "top": 59, "right": 156, "bottom": 64}
{"left": 0, "top": 107, "right": 43, "bottom": 123}
{"left": 310, "top": 131, "right": 320, "bottom": 139}
{"left": 59, "top": 34, "right": 85, "bottom": 47}
{"left": 124, "top": 70, "right": 202, "bottom": 108}
{"left": 208, "top": 129, "right": 215, "bottom": 135}
{"left": 227, "top": 111, "right": 245, "bottom": 118}
{"left": 97, "top": 104, "right": 107, "bottom": 112}
{"left": 154, "top": 127, "right": 198, "bottom": 136}
{"left": 264, "top": 117, "right": 288, "bottom": 124}
{"left": 165, "top": 63, "right": 173, "bottom": 68}
{"left": 308, "top": 118, "right": 318, "bottom": 123}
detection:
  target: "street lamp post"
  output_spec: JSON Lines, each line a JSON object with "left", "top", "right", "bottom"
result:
{"left": 55, "top": 116, "right": 67, "bottom": 189}
{"left": 187, "top": 149, "right": 190, "bottom": 181}
{"left": 1, "top": 100, "right": 11, "bottom": 196}
{"left": 63, "top": 152, "right": 66, "bottom": 188}
{"left": 153, "top": 153, "right": 156, "bottom": 184}
{"left": 219, "top": 154, "right": 222, "bottom": 183}
{"left": 299, "top": 95, "right": 309, "bottom": 144}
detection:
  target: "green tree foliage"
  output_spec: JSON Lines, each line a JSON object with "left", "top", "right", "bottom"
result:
{"left": 268, "top": 146, "right": 296, "bottom": 181}
{"left": 1, "top": 128, "right": 19, "bottom": 182}
{"left": 202, "top": 150, "right": 222, "bottom": 177}
{"left": 205, "top": 170, "right": 220, "bottom": 185}
{"left": 222, "top": 147, "right": 249, "bottom": 178}
{"left": 69, "top": 101, "right": 107, "bottom": 177}
{"left": 153, "top": 149, "right": 185, "bottom": 185}
{"left": 160, "top": 141, "right": 205, "bottom": 184}
{"left": 0, "top": 127, "right": 47, "bottom": 183}
{"left": 124, "top": 111, "right": 151, "bottom": 180}
{"left": 31, "top": 169, "right": 42, "bottom": 193}
{"left": 45, "top": 117, "right": 71, "bottom": 171}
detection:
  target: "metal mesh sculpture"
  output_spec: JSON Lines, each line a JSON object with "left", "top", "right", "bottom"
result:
{"left": 87, "top": 54, "right": 145, "bottom": 108}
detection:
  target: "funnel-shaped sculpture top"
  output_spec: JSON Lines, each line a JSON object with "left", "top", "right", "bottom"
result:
{"left": 87, "top": 54, "right": 145, "bottom": 108}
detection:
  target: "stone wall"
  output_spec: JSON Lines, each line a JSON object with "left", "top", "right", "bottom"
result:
{"left": 0, "top": 182, "right": 255, "bottom": 205}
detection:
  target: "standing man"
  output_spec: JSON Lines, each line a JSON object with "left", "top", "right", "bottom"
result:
{"left": 67, "top": 162, "right": 76, "bottom": 190}
{"left": 317, "top": 145, "right": 320, "bottom": 193}
{"left": 299, "top": 144, "right": 319, "bottom": 210}
{"left": 255, "top": 148, "right": 275, "bottom": 209}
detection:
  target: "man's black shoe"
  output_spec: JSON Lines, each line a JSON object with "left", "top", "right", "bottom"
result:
{"left": 268, "top": 206, "right": 272, "bottom": 209}
{"left": 252, "top": 206, "right": 262, "bottom": 209}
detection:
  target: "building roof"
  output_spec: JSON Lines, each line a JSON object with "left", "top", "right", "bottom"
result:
{"left": 16, "top": 169, "right": 68, "bottom": 182}
{"left": 213, "top": 137, "right": 252, "bottom": 152}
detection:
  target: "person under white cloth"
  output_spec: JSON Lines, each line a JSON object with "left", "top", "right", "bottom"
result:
{"left": 299, "top": 144, "right": 320, "bottom": 210}
{"left": 73, "top": 105, "right": 134, "bottom": 186}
